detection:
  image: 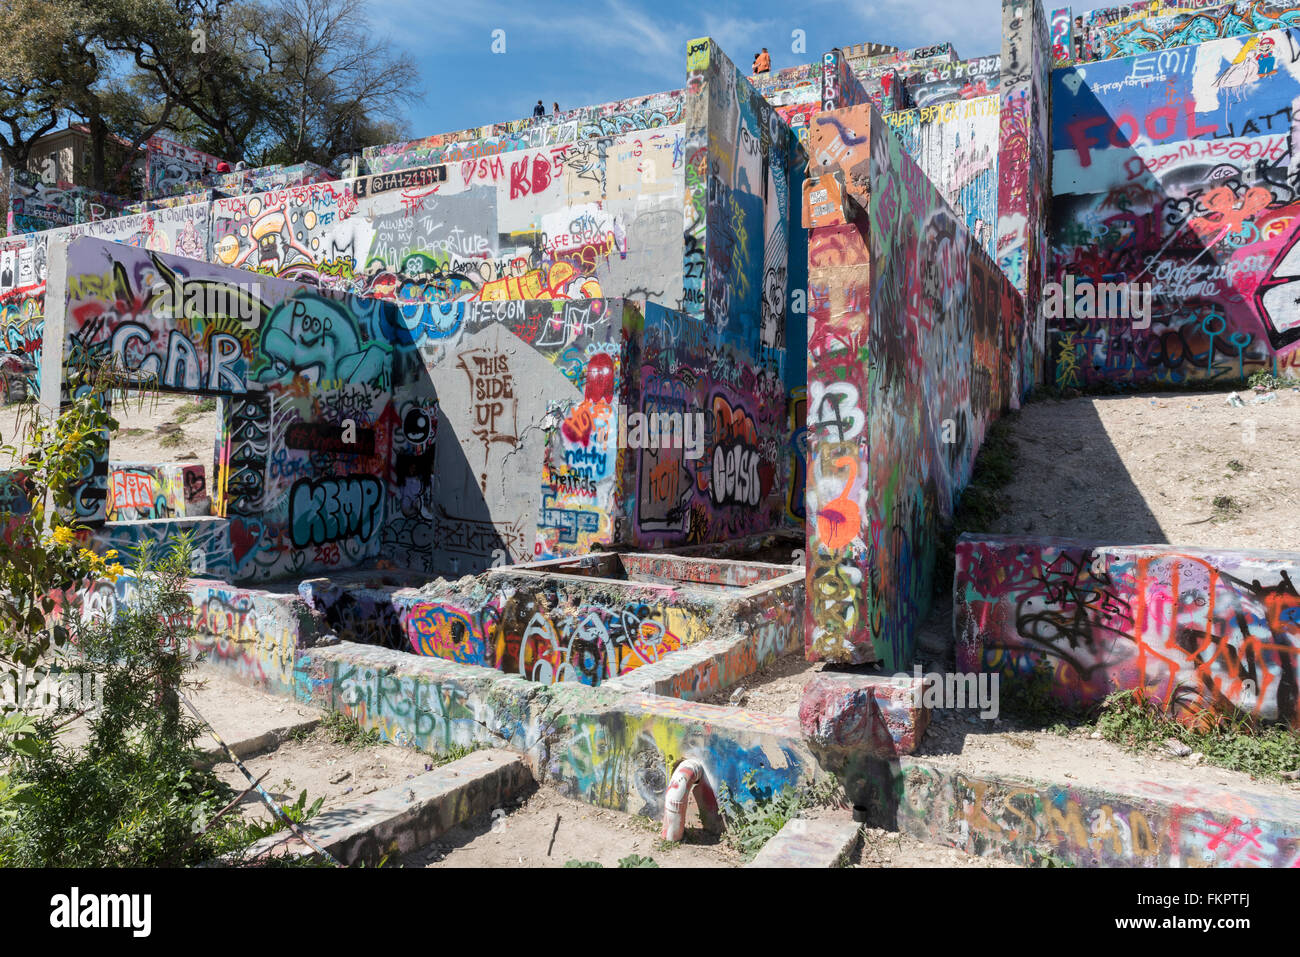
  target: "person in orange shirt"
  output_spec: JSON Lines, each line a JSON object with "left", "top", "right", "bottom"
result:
{"left": 755, "top": 48, "right": 771, "bottom": 73}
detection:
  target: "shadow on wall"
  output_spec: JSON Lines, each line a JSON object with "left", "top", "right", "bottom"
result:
{"left": 46, "top": 239, "right": 795, "bottom": 583}
{"left": 1049, "top": 27, "right": 1300, "bottom": 388}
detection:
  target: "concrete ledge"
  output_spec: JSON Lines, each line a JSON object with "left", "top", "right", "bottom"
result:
{"left": 748, "top": 817, "right": 862, "bottom": 867}
{"left": 243, "top": 750, "right": 533, "bottom": 866}
{"left": 601, "top": 614, "right": 802, "bottom": 701}
{"left": 291, "top": 641, "right": 823, "bottom": 821}
{"left": 197, "top": 716, "right": 321, "bottom": 766}
{"left": 858, "top": 754, "right": 1300, "bottom": 868}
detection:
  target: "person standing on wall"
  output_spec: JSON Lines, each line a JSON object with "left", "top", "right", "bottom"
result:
{"left": 553, "top": 102, "right": 560, "bottom": 114}
{"left": 533, "top": 100, "right": 545, "bottom": 117}
{"left": 755, "top": 48, "right": 771, "bottom": 74}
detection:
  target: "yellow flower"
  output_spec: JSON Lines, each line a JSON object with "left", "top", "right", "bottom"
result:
{"left": 51, "top": 526, "right": 77, "bottom": 546}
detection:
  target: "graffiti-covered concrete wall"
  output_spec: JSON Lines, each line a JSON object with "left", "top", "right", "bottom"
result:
{"left": 393, "top": 553, "right": 802, "bottom": 687}
{"left": 362, "top": 90, "right": 685, "bottom": 174}
{"left": 7, "top": 170, "right": 128, "bottom": 235}
{"left": 883, "top": 97, "right": 1002, "bottom": 260}
{"left": 1073, "top": 0, "right": 1300, "bottom": 62}
{"left": 621, "top": 302, "right": 790, "bottom": 548}
{"left": 998, "top": 0, "right": 1053, "bottom": 345}
{"left": 955, "top": 534, "right": 1300, "bottom": 729}
{"left": 210, "top": 138, "right": 686, "bottom": 309}
{"left": 417, "top": 298, "right": 627, "bottom": 573}
{"left": 1050, "top": 27, "right": 1300, "bottom": 387}
{"left": 45, "top": 236, "right": 406, "bottom": 582}
{"left": 685, "top": 38, "right": 804, "bottom": 352}
{"left": 805, "top": 104, "right": 1030, "bottom": 669}
{"left": 42, "top": 238, "right": 792, "bottom": 582}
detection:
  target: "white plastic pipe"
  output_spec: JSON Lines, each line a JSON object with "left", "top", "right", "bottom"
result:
{"left": 661, "top": 758, "right": 713, "bottom": 842}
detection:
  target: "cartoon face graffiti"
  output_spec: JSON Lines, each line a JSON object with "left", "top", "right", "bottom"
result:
{"left": 259, "top": 293, "right": 389, "bottom": 387}
{"left": 584, "top": 352, "right": 615, "bottom": 403}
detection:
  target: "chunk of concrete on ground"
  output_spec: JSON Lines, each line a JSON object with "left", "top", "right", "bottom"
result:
{"left": 799, "top": 671, "right": 930, "bottom": 758}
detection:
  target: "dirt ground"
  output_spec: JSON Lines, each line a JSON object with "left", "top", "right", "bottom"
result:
{"left": 214, "top": 731, "right": 438, "bottom": 826}
{"left": 702, "top": 650, "right": 822, "bottom": 715}
{"left": 989, "top": 387, "right": 1300, "bottom": 549}
{"left": 853, "top": 824, "right": 1016, "bottom": 867}
{"left": 58, "top": 667, "right": 321, "bottom": 754}
{"left": 404, "top": 785, "right": 742, "bottom": 868}
{"left": 0, "top": 393, "right": 219, "bottom": 469}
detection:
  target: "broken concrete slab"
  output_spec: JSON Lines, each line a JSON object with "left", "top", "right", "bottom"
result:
{"left": 749, "top": 817, "right": 862, "bottom": 867}
{"left": 799, "top": 671, "right": 930, "bottom": 758}
{"left": 241, "top": 749, "right": 533, "bottom": 866}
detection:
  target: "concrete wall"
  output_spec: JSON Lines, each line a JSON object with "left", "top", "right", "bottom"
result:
{"left": 362, "top": 90, "right": 685, "bottom": 174}
{"left": 210, "top": 137, "right": 687, "bottom": 310}
{"left": 997, "top": 0, "right": 1053, "bottom": 353}
{"left": 685, "top": 38, "right": 804, "bottom": 352}
{"left": 1050, "top": 27, "right": 1300, "bottom": 387}
{"left": 106, "top": 462, "right": 211, "bottom": 520}
{"left": 883, "top": 96, "right": 1002, "bottom": 260}
{"left": 45, "top": 236, "right": 405, "bottom": 583}
{"left": 621, "top": 301, "right": 790, "bottom": 548}
{"left": 805, "top": 105, "right": 1030, "bottom": 669}
{"left": 955, "top": 534, "right": 1300, "bottom": 728}
{"left": 1075, "top": 0, "right": 1300, "bottom": 62}
{"left": 415, "top": 298, "right": 627, "bottom": 572}
{"left": 143, "top": 136, "right": 228, "bottom": 199}
{"left": 43, "top": 239, "right": 790, "bottom": 581}
{"left": 7, "top": 170, "right": 128, "bottom": 234}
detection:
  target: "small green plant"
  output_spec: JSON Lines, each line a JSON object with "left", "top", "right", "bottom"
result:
{"left": 226, "top": 788, "right": 325, "bottom": 846}
{"left": 1247, "top": 370, "right": 1300, "bottom": 392}
{"left": 718, "top": 770, "right": 843, "bottom": 862}
{"left": 1211, "top": 495, "right": 1243, "bottom": 521}
{"left": 1226, "top": 459, "right": 1245, "bottom": 473}
{"left": 318, "top": 709, "right": 382, "bottom": 750}
{"left": 0, "top": 536, "right": 277, "bottom": 866}
{"left": 561, "top": 854, "right": 660, "bottom": 868}
{"left": 1096, "top": 690, "right": 1300, "bottom": 781}
{"left": 158, "top": 429, "right": 185, "bottom": 449}
{"left": 173, "top": 398, "right": 218, "bottom": 425}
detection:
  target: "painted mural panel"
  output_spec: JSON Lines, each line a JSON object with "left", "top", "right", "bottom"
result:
{"left": 8, "top": 170, "right": 128, "bottom": 235}
{"left": 211, "top": 129, "right": 687, "bottom": 313}
{"left": 883, "top": 96, "right": 1002, "bottom": 259}
{"left": 1081, "top": 0, "right": 1300, "bottom": 61}
{"left": 55, "top": 237, "right": 402, "bottom": 583}
{"left": 685, "top": 38, "right": 800, "bottom": 354}
{"left": 362, "top": 90, "right": 685, "bottom": 174}
{"left": 901, "top": 56, "right": 1003, "bottom": 108}
{"left": 623, "top": 301, "right": 789, "bottom": 549}
{"left": 1050, "top": 28, "right": 1300, "bottom": 387}
{"left": 956, "top": 535, "right": 1300, "bottom": 729}
{"left": 144, "top": 136, "right": 228, "bottom": 199}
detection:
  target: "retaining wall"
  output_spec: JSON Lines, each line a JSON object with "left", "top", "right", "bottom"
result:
{"left": 955, "top": 533, "right": 1300, "bottom": 728}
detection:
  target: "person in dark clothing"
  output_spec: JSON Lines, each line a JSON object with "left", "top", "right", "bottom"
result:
{"left": 533, "top": 100, "right": 545, "bottom": 117}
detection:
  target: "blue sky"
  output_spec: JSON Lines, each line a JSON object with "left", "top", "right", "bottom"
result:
{"left": 371, "top": 0, "right": 1006, "bottom": 140}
